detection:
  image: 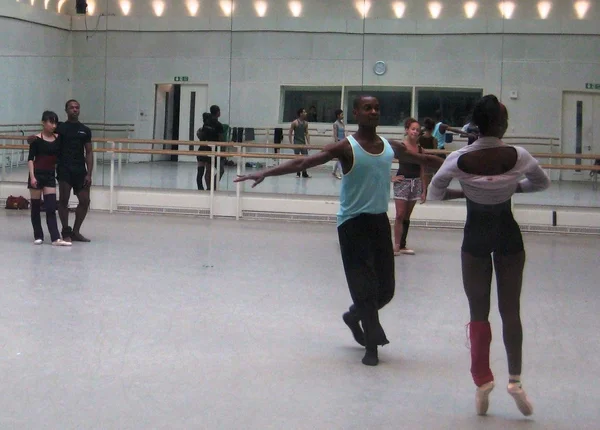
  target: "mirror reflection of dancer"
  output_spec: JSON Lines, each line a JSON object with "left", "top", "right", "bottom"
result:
{"left": 429, "top": 95, "right": 550, "bottom": 416}
{"left": 195, "top": 112, "right": 213, "bottom": 191}
{"left": 235, "top": 96, "right": 443, "bottom": 366}
{"left": 289, "top": 108, "right": 311, "bottom": 178}
{"left": 391, "top": 118, "right": 427, "bottom": 256}
{"left": 27, "top": 111, "right": 71, "bottom": 246}
{"left": 332, "top": 109, "right": 345, "bottom": 179}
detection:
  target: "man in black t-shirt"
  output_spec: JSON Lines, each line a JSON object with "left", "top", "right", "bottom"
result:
{"left": 56, "top": 100, "right": 93, "bottom": 242}
{"left": 29, "top": 99, "right": 93, "bottom": 242}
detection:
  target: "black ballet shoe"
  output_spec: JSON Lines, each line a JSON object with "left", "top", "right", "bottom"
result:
{"left": 71, "top": 231, "right": 91, "bottom": 242}
{"left": 343, "top": 311, "right": 365, "bottom": 347}
{"left": 362, "top": 347, "right": 379, "bottom": 366}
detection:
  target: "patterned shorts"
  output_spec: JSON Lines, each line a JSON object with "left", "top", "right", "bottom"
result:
{"left": 393, "top": 178, "right": 423, "bottom": 201}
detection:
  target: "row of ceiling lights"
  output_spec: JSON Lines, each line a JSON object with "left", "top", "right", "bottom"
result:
{"left": 19, "top": 0, "right": 592, "bottom": 20}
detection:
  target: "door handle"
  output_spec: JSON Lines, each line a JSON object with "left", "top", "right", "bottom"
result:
{"left": 587, "top": 145, "right": 592, "bottom": 151}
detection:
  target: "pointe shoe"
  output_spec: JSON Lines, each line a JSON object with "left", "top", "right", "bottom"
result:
{"left": 475, "top": 381, "right": 495, "bottom": 415}
{"left": 52, "top": 239, "right": 72, "bottom": 247}
{"left": 507, "top": 382, "right": 534, "bottom": 416}
{"left": 33, "top": 239, "right": 43, "bottom": 245}
{"left": 399, "top": 248, "right": 415, "bottom": 255}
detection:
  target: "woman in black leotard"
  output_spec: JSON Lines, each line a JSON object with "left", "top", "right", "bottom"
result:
{"left": 27, "top": 111, "right": 71, "bottom": 246}
{"left": 429, "top": 95, "right": 550, "bottom": 417}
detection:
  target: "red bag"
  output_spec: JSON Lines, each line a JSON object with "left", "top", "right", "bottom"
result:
{"left": 5, "top": 195, "right": 29, "bottom": 210}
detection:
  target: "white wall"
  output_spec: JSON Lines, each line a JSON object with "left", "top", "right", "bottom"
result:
{"left": 1, "top": 0, "right": 600, "bottom": 140}
{"left": 0, "top": 15, "right": 72, "bottom": 125}
{"left": 64, "top": 29, "right": 600, "bottom": 140}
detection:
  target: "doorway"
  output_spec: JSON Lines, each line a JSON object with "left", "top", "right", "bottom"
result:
{"left": 561, "top": 92, "right": 600, "bottom": 181}
{"left": 153, "top": 84, "right": 209, "bottom": 162}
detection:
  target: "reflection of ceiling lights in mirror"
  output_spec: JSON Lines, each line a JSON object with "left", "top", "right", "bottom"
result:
{"left": 392, "top": 2, "right": 406, "bottom": 18}
{"left": 219, "top": 0, "right": 234, "bottom": 16}
{"left": 574, "top": 1, "right": 589, "bottom": 19}
{"left": 87, "top": 0, "right": 95, "bottom": 14}
{"left": 464, "top": 1, "right": 478, "bottom": 18}
{"left": 44, "top": 0, "right": 50, "bottom": 9}
{"left": 57, "top": 0, "right": 67, "bottom": 12}
{"left": 30, "top": 0, "right": 34, "bottom": 5}
{"left": 120, "top": 0, "right": 131, "bottom": 15}
{"left": 254, "top": 1, "right": 267, "bottom": 17}
{"left": 152, "top": 0, "right": 165, "bottom": 16}
{"left": 428, "top": 2, "right": 442, "bottom": 19}
{"left": 498, "top": 1, "right": 515, "bottom": 19}
{"left": 537, "top": 1, "right": 551, "bottom": 19}
{"left": 355, "top": 1, "right": 371, "bottom": 18}
{"left": 289, "top": 1, "right": 302, "bottom": 17}
{"left": 186, "top": 0, "right": 199, "bottom": 16}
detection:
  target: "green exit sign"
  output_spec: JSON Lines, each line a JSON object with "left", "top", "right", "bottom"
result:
{"left": 585, "top": 83, "right": 600, "bottom": 90}
{"left": 174, "top": 76, "right": 189, "bottom": 82}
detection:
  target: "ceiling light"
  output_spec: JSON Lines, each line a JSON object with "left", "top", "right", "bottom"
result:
{"left": 393, "top": 2, "right": 406, "bottom": 18}
{"left": 498, "top": 1, "right": 515, "bottom": 19}
{"left": 464, "top": 1, "right": 478, "bottom": 18}
{"left": 574, "top": 1, "right": 589, "bottom": 19}
{"left": 428, "top": 2, "right": 442, "bottom": 19}
{"left": 289, "top": 1, "right": 301, "bottom": 17}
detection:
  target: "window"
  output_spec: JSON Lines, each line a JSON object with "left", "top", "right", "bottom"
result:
{"left": 281, "top": 87, "right": 342, "bottom": 123}
{"left": 416, "top": 88, "right": 483, "bottom": 126}
{"left": 345, "top": 88, "right": 412, "bottom": 126}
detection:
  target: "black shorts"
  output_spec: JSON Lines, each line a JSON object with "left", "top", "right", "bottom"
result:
{"left": 57, "top": 166, "right": 87, "bottom": 194}
{"left": 196, "top": 145, "right": 211, "bottom": 163}
{"left": 461, "top": 199, "right": 524, "bottom": 257}
{"left": 27, "top": 169, "right": 56, "bottom": 189}
{"left": 293, "top": 146, "right": 308, "bottom": 156}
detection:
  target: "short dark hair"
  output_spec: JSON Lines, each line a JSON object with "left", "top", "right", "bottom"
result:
{"left": 210, "top": 105, "right": 220, "bottom": 116}
{"left": 297, "top": 108, "right": 305, "bottom": 116}
{"left": 353, "top": 95, "right": 377, "bottom": 109}
{"left": 65, "top": 99, "right": 79, "bottom": 110}
{"left": 41, "top": 110, "right": 59, "bottom": 123}
{"left": 422, "top": 117, "right": 435, "bottom": 131}
{"left": 472, "top": 94, "right": 507, "bottom": 136}
{"left": 202, "top": 112, "right": 211, "bottom": 124}
{"left": 404, "top": 117, "right": 419, "bottom": 129}
{"left": 334, "top": 109, "right": 343, "bottom": 117}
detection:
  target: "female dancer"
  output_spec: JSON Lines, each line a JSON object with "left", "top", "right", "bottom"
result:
{"left": 195, "top": 112, "right": 212, "bottom": 190}
{"left": 428, "top": 95, "right": 550, "bottom": 416}
{"left": 392, "top": 118, "right": 426, "bottom": 255}
{"left": 28, "top": 111, "right": 71, "bottom": 246}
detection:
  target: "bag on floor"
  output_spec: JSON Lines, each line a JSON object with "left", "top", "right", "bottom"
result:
{"left": 5, "top": 195, "right": 30, "bottom": 210}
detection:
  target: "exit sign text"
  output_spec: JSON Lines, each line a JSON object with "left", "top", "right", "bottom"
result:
{"left": 174, "top": 76, "right": 189, "bottom": 82}
{"left": 585, "top": 83, "right": 600, "bottom": 90}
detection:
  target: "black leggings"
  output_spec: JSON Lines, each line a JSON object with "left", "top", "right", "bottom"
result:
{"left": 338, "top": 213, "right": 395, "bottom": 348}
{"left": 461, "top": 199, "right": 525, "bottom": 376}
{"left": 31, "top": 193, "right": 60, "bottom": 242}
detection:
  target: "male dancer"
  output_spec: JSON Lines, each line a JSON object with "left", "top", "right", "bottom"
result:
{"left": 289, "top": 108, "right": 311, "bottom": 178}
{"left": 235, "top": 96, "right": 443, "bottom": 365}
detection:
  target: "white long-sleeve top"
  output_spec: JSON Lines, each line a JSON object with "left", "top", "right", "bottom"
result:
{"left": 428, "top": 137, "right": 551, "bottom": 204}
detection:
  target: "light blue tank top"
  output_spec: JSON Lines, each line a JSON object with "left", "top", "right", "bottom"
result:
{"left": 337, "top": 135, "right": 395, "bottom": 227}
{"left": 335, "top": 121, "right": 345, "bottom": 141}
{"left": 433, "top": 122, "right": 445, "bottom": 149}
